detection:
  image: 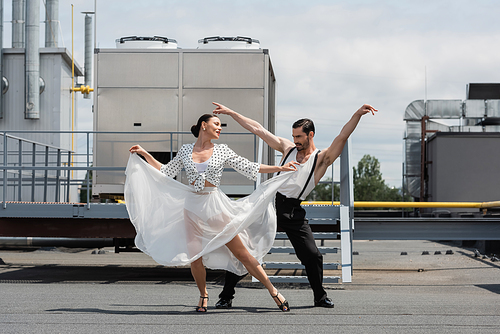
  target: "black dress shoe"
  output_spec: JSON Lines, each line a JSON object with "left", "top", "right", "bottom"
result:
{"left": 215, "top": 298, "right": 232, "bottom": 309}
{"left": 314, "top": 297, "right": 334, "bottom": 308}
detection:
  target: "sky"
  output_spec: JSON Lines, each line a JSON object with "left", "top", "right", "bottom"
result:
{"left": 4, "top": 0, "right": 500, "bottom": 187}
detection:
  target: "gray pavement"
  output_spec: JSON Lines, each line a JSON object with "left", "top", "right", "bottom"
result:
{"left": 0, "top": 240, "right": 499, "bottom": 333}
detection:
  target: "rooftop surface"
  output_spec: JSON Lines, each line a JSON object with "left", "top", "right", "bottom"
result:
{"left": 1, "top": 239, "right": 499, "bottom": 333}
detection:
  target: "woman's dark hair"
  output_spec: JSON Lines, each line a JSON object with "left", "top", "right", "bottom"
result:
{"left": 292, "top": 118, "right": 315, "bottom": 135}
{"left": 191, "top": 114, "right": 216, "bottom": 138}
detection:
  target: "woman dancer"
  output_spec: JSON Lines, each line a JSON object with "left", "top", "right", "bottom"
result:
{"left": 125, "top": 113, "right": 298, "bottom": 312}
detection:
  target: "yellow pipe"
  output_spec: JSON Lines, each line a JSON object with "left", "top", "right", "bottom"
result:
{"left": 354, "top": 201, "right": 481, "bottom": 208}
{"left": 301, "top": 201, "right": 500, "bottom": 208}
{"left": 69, "top": 6, "right": 94, "bottom": 183}
{"left": 71, "top": 86, "right": 94, "bottom": 94}
{"left": 479, "top": 201, "right": 500, "bottom": 208}
{"left": 301, "top": 201, "right": 341, "bottom": 206}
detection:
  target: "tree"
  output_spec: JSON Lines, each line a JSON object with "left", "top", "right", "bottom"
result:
{"left": 353, "top": 154, "right": 410, "bottom": 204}
{"left": 305, "top": 178, "right": 339, "bottom": 202}
{"left": 353, "top": 154, "right": 386, "bottom": 201}
{"left": 305, "top": 155, "right": 411, "bottom": 205}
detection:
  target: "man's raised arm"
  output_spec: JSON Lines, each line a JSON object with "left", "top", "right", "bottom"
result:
{"left": 213, "top": 102, "right": 293, "bottom": 154}
{"left": 315, "top": 104, "right": 378, "bottom": 180}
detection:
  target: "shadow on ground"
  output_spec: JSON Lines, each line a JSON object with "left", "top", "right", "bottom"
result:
{"left": 0, "top": 264, "right": 224, "bottom": 284}
{"left": 475, "top": 284, "right": 500, "bottom": 295}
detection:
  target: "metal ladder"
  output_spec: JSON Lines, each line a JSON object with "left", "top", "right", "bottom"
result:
{"left": 254, "top": 140, "right": 354, "bottom": 284}
{"left": 264, "top": 220, "right": 341, "bottom": 284}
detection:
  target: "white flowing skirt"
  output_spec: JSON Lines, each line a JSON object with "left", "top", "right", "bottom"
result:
{"left": 124, "top": 153, "right": 293, "bottom": 276}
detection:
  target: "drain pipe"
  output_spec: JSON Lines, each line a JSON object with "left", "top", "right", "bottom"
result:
{"left": 12, "top": 0, "right": 25, "bottom": 48}
{"left": 10, "top": 1, "right": 24, "bottom": 119}
{"left": 25, "top": 0, "right": 40, "bottom": 119}
{"left": 83, "top": 12, "right": 93, "bottom": 99}
{"left": 45, "top": 0, "right": 59, "bottom": 47}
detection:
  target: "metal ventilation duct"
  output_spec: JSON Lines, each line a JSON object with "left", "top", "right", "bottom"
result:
{"left": 45, "top": 0, "right": 59, "bottom": 47}
{"left": 426, "top": 120, "right": 450, "bottom": 133}
{"left": 12, "top": 0, "right": 25, "bottom": 48}
{"left": 25, "top": 0, "right": 40, "bottom": 119}
{"left": 403, "top": 96, "right": 500, "bottom": 199}
{"left": 403, "top": 100, "right": 425, "bottom": 121}
{"left": 405, "top": 99, "right": 465, "bottom": 120}
{"left": 485, "top": 125, "right": 500, "bottom": 132}
{"left": 404, "top": 121, "right": 421, "bottom": 139}
{"left": 404, "top": 121, "right": 421, "bottom": 198}
{"left": 464, "top": 99, "right": 485, "bottom": 118}
{"left": 426, "top": 100, "right": 463, "bottom": 119}
{"left": 450, "top": 125, "right": 483, "bottom": 133}
{"left": 83, "top": 12, "right": 93, "bottom": 99}
{"left": 404, "top": 138, "right": 420, "bottom": 173}
{"left": 486, "top": 100, "right": 500, "bottom": 117}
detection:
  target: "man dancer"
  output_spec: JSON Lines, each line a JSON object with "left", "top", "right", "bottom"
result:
{"left": 212, "top": 102, "right": 377, "bottom": 308}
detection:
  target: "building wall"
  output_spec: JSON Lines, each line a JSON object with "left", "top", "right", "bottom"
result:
{"left": 427, "top": 132, "right": 500, "bottom": 211}
{"left": 0, "top": 48, "right": 83, "bottom": 202}
{"left": 1, "top": 48, "right": 82, "bottom": 150}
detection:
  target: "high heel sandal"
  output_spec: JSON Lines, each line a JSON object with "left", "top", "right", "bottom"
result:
{"left": 196, "top": 296, "right": 209, "bottom": 312}
{"left": 271, "top": 291, "right": 290, "bottom": 312}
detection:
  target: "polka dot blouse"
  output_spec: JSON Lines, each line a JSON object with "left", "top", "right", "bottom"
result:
{"left": 160, "top": 143, "right": 260, "bottom": 192}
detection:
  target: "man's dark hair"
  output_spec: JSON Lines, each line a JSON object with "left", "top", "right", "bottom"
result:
{"left": 292, "top": 118, "right": 315, "bottom": 135}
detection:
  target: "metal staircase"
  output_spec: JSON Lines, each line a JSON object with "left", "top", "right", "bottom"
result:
{"left": 264, "top": 229, "right": 341, "bottom": 283}
{"left": 254, "top": 140, "right": 354, "bottom": 284}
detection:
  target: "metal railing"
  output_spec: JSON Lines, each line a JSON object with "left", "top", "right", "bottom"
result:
{"left": 1, "top": 132, "right": 74, "bottom": 206}
{"left": 0, "top": 130, "right": 260, "bottom": 209}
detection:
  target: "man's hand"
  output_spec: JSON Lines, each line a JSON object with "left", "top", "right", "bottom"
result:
{"left": 314, "top": 104, "right": 378, "bottom": 183}
{"left": 355, "top": 104, "right": 378, "bottom": 116}
{"left": 212, "top": 102, "right": 233, "bottom": 116}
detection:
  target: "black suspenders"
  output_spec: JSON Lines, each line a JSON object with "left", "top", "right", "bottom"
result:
{"left": 297, "top": 151, "right": 319, "bottom": 199}
{"left": 277, "top": 147, "right": 296, "bottom": 175}
{"left": 277, "top": 147, "right": 320, "bottom": 199}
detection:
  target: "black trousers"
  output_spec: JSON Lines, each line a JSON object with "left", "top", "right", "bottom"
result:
{"left": 219, "top": 193, "right": 327, "bottom": 302}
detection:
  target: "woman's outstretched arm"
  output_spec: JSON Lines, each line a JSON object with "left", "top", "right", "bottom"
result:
{"left": 129, "top": 145, "right": 162, "bottom": 171}
{"left": 258, "top": 161, "right": 299, "bottom": 174}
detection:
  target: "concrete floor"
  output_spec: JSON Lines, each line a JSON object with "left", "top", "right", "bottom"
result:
{"left": 0, "top": 240, "right": 499, "bottom": 333}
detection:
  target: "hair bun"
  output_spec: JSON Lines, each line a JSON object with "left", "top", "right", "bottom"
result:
{"left": 191, "top": 114, "right": 215, "bottom": 138}
{"left": 191, "top": 124, "right": 199, "bottom": 138}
